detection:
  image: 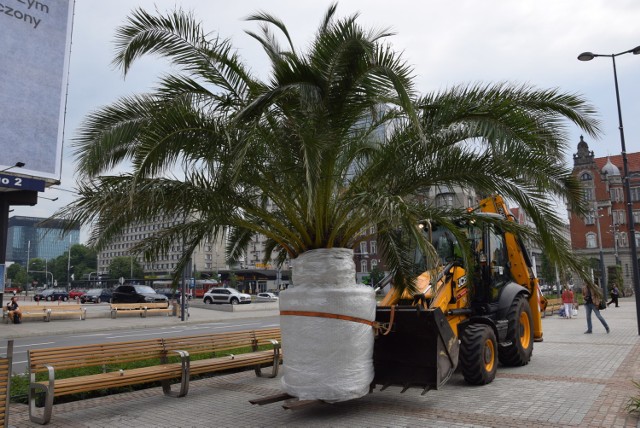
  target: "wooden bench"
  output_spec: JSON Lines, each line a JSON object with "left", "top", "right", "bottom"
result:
{"left": 144, "top": 302, "right": 174, "bottom": 317}
{"left": 542, "top": 298, "right": 562, "bottom": 317}
{"left": 3, "top": 305, "right": 48, "bottom": 323}
{"left": 162, "top": 327, "right": 282, "bottom": 381}
{"left": 110, "top": 302, "right": 173, "bottom": 318}
{"left": 45, "top": 304, "right": 87, "bottom": 321}
{"left": 0, "top": 340, "right": 13, "bottom": 428}
{"left": 3, "top": 304, "right": 86, "bottom": 323}
{"left": 28, "top": 338, "right": 189, "bottom": 425}
{"left": 27, "top": 328, "right": 281, "bottom": 425}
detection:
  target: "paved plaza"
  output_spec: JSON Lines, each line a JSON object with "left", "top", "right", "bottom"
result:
{"left": 3, "top": 298, "right": 640, "bottom": 427}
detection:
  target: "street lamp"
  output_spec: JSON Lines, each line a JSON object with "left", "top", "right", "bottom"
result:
{"left": 578, "top": 45, "right": 640, "bottom": 334}
{"left": 593, "top": 206, "right": 607, "bottom": 299}
{"left": 610, "top": 222, "right": 621, "bottom": 265}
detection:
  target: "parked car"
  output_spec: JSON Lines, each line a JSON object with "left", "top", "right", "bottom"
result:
{"left": 33, "top": 288, "right": 69, "bottom": 302}
{"left": 111, "top": 284, "right": 169, "bottom": 304}
{"left": 155, "top": 288, "right": 192, "bottom": 300}
{"left": 69, "top": 289, "right": 86, "bottom": 300}
{"left": 80, "top": 288, "right": 113, "bottom": 304}
{"left": 255, "top": 292, "right": 279, "bottom": 302}
{"left": 202, "top": 287, "right": 251, "bottom": 305}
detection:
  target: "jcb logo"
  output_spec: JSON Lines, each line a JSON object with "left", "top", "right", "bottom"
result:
{"left": 457, "top": 276, "right": 467, "bottom": 288}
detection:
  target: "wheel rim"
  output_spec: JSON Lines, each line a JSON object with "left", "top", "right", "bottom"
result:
{"left": 483, "top": 338, "right": 495, "bottom": 372}
{"left": 518, "top": 311, "right": 531, "bottom": 349}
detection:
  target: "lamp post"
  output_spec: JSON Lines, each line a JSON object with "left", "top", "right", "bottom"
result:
{"left": 593, "top": 207, "right": 607, "bottom": 299}
{"left": 610, "top": 222, "right": 621, "bottom": 265}
{"left": 579, "top": 45, "right": 640, "bottom": 334}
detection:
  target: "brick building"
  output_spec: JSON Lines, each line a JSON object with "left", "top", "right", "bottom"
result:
{"left": 569, "top": 136, "right": 640, "bottom": 294}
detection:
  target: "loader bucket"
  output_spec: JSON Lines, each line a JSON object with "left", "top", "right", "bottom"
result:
{"left": 373, "top": 306, "right": 459, "bottom": 392}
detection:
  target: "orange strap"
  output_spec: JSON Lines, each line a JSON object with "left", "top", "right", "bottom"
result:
{"left": 280, "top": 310, "right": 376, "bottom": 327}
{"left": 280, "top": 307, "right": 396, "bottom": 336}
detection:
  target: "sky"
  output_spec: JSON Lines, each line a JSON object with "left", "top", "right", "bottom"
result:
{"left": 14, "top": 0, "right": 640, "bottom": 241}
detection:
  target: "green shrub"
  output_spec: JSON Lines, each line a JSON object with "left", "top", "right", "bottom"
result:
{"left": 627, "top": 380, "right": 640, "bottom": 414}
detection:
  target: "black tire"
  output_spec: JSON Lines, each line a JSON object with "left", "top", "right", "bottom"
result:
{"left": 63, "top": 296, "right": 69, "bottom": 302}
{"left": 46, "top": 296, "right": 52, "bottom": 301}
{"left": 230, "top": 297, "right": 239, "bottom": 305}
{"left": 204, "top": 297, "right": 213, "bottom": 304}
{"left": 460, "top": 324, "right": 498, "bottom": 385}
{"left": 97, "top": 297, "right": 101, "bottom": 304}
{"left": 498, "top": 294, "right": 534, "bottom": 366}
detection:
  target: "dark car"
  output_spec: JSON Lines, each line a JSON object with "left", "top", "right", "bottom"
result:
{"left": 155, "top": 288, "right": 192, "bottom": 300}
{"left": 33, "top": 288, "right": 69, "bottom": 302}
{"left": 111, "top": 284, "right": 169, "bottom": 304}
{"left": 80, "top": 288, "right": 113, "bottom": 304}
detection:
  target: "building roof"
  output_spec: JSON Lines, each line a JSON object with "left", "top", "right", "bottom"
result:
{"left": 594, "top": 152, "right": 640, "bottom": 175}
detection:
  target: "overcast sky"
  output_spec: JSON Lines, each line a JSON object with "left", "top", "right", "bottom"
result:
{"left": 15, "top": 0, "right": 640, "bottom": 240}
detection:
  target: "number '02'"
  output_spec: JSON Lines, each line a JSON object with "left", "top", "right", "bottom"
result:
{"left": 0, "top": 177, "right": 22, "bottom": 187}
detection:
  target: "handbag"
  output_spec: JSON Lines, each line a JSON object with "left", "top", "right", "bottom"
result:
{"left": 598, "top": 301, "right": 606, "bottom": 310}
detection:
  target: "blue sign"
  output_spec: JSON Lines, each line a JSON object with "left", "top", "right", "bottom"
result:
{"left": 0, "top": 174, "right": 45, "bottom": 192}
{"left": 0, "top": 265, "right": 5, "bottom": 293}
{"left": 190, "top": 277, "right": 195, "bottom": 288}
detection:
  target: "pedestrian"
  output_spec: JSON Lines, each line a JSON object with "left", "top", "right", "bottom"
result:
{"left": 582, "top": 284, "right": 610, "bottom": 334}
{"left": 607, "top": 285, "right": 620, "bottom": 308}
{"left": 6, "top": 296, "right": 22, "bottom": 324}
{"left": 561, "top": 285, "right": 574, "bottom": 319}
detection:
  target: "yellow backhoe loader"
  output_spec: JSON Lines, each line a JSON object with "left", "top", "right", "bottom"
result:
{"left": 373, "top": 195, "right": 546, "bottom": 393}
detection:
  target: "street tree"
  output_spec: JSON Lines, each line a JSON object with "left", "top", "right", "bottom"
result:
{"left": 59, "top": 5, "right": 600, "bottom": 294}
{"left": 108, "top": 256, "right": 144, "bottom": 280}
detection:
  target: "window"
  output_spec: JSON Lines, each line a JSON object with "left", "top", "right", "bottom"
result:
{"left": 359, "top": 241, "right": 367, "bottom": 255}
{"left": 584, "top": 213, "right": 595, "bottom": 225}
{"left": 586, "top": 232, "right": 597, "bottom": 249}
{"left": 583, "top": 188, "right": 594, "bottom": 201}
{"left": 632, "top": 187, "right": 640, "bottom": 202}
{"left": 436, "top": 193, "right": 455, "bottom": 208}
{"left": 613, "top": 210, "right": 626, "bottom": 225}
{"left": 580, "top": 172, "right": 592, "bottom": 181}
{"left": 360, "top": 260, "right": 368, "bottom": 273}
{"left": 634, "top": 212, "right": 640, "bottom": 225}
{"left": 636, "top": 233, "right": 640, "bottom": 248}
{"left": 620, "top": 232, "right": 628, "bottom": 247}
{"left": 371, "top": 259, "right": 378, "bottom": 270}
{"left": 611, "top": 187, "right": 624, "bottom": 203}
{"left": 370, "top": 241, "right": 377, "bottom": 255}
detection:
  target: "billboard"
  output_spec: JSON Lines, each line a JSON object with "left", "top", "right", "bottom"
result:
{"left": 0, "top": 0, "right": 75, "bottom": 181}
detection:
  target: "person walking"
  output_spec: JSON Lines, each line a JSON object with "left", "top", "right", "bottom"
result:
{"left": 607, "top": 285, "right": 620, "bottom": 308}
{"left": 582, "top": 284, "right": 609, "bottom": 334}
{"left": 561, "top": 285, "right": 574, "bottom": 319}
{"left": 6, "top": 296, "right": 22, "bottom": 324}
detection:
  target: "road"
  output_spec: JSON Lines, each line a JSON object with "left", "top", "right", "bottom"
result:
{"left": 2, "top": 315, "right": 280, "bottom": 374}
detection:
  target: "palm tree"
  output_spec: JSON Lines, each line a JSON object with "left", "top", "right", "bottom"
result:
{"left": 59, "top": 4, "right": 600, "bottom": 400}
{"left": 64, "top": 5, "right": 599, "bottom": 284}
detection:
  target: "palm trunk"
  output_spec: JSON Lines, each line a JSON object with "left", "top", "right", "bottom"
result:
{"left": 279, "top": 248, "right": 376, "bottom": 402}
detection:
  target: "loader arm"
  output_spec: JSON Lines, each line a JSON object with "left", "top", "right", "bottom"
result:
{"left": 478, "top": 195, "right": 544, "bottom": 341}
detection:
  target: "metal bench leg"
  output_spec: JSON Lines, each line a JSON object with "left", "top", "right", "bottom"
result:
{"left": 29, "top": 365, "right": 55, "bottom": 425}
{"left": 255, "top": 341, "right": 281, "bottom": 378}
{"left": 161, "top": 350, "right": 190, "bottom": 398}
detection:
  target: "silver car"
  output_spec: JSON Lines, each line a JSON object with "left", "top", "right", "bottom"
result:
{"left": 202, "top": 287, "right": 251, "bottom": 305}
{"left": 255, "top": 292, "right": 279, "bottom": 302}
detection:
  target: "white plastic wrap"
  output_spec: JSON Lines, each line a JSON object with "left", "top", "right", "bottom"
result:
{"left": 279, "top": 248, "right": 376, "bottom": 402}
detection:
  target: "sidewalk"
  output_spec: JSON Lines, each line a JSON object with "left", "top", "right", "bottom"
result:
{"left": 0, "top": 301, "right": 279, "bottom": 340}
{"left": 5, "top": 298, "right": 640, "bottom": 427}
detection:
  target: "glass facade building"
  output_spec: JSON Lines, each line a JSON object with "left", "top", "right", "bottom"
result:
{"left": 7, "top": 216, "right": 80, "bottom": 266}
